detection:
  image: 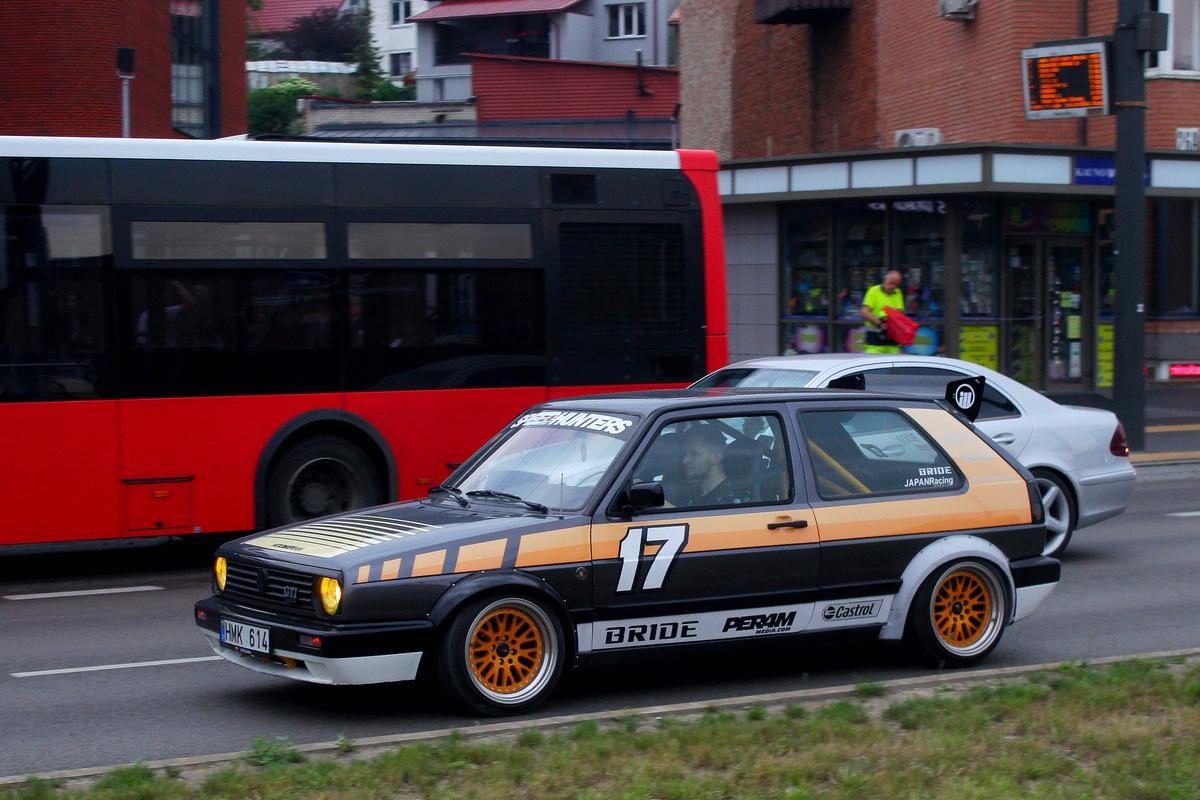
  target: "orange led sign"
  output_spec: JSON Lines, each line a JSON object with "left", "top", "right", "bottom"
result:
{"left": 1022, "top": 41, "right": 1110, "bottom": 120}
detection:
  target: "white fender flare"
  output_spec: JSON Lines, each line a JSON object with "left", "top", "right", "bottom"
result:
{"left": 878, "top": 535, "right": 1015, "bottom": 641}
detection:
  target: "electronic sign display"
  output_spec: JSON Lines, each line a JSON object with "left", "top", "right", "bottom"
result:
{"left": 1022, "top": 41, "right": 1110, "bottom": 120}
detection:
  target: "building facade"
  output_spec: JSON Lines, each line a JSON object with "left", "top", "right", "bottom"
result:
{"left": 680, "top": 0, "right": 1200, "bottom": 398}
{"left": 409, "top": 0, "right": 678, "bottom": 101}
{"left": 1, "top": 0, "right": 246, "bottom": 138}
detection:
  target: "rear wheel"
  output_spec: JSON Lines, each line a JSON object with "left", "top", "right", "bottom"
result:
{"left": 266, "top": 436, "right": 383, "bottom": 528}
{"left": 437, "top": 595, "right": 564, "bottom": 716}
{"left": 907, "top": 560, "right": 1007, "bottom": 667}
{"left": 1033, "top": 469, "right": 1076, "bottom": 558}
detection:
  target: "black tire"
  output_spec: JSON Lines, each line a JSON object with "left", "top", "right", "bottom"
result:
{"left": 1032, "top": 469, "right": 1076, "bottom": 558}
{"left": 437, "top": 595, "right": 564, "bottom": 716}
{"left": 906, "top": 559, "right": 1008, "bottom": 668}
{"left": 266, "top": 436, "right": 383, "bottom": 528}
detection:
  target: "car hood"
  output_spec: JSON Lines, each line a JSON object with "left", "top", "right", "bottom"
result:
{"left": 222, "top": 500, "right": 584, "bottom": 575}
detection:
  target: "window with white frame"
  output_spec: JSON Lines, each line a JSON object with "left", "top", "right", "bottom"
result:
{"left": 608, "top": 3, "right": 646, "bottom": 38}
{"left": 389, "top": 51, "right": 413, "bottom": 76}
{"left": 391, "top": 0, "right": 413, "bottom": 26}
{"left": 1152, "top": 0, "right": 1199, "bottom": 71}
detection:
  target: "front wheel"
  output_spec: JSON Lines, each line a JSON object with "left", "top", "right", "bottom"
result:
{"left": 437, "top": 596, "right": 564, "bottom": 716}
{"left": 906, "top": 560, "right": 1008, "bottom": 667}
{"left": 1033, "top": 469, "right": 1076, "bottom": 558}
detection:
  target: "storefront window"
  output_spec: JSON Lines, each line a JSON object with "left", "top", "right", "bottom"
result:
{"left": 835, "top": 204, "right": 885, "bottom": 322}
{"left": 782, "top": 207, "right": 831, "bottom": 320}
{"left": 1152, "top": 199, "right": 1198, "bottom": 317}
{"left": 961, "top": 201, "right": 999, "bottom": 318}
{"left": 891, "top": 200, "right": 945, "bottom": 320}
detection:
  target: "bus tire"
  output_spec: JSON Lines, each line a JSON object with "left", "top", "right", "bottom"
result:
{"left": 266, "top": 436, "right": 383, "bottom": 528}
{"left": 437, "top": 595, "right": 564, "bottom": 716}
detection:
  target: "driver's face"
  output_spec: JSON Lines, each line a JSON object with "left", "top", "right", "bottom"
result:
{"left": 681, "top": 440, "right": 721, "bottom": 479}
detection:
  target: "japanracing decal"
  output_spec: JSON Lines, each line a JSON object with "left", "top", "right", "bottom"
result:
{"left": 904, "top": 466, "right": 958, "bottom": 489}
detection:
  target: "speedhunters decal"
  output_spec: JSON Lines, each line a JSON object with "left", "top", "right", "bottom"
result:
{"left": 512, "top": 410, "right": 635, "bottom": 437}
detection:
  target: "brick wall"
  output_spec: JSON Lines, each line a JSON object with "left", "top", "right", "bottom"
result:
{"left": 691, "top": 0, "right": 1200, "bottom": 156}
{"left": 678, "top": 0, "right": 736, "bottom": 157}
{"left": 0, "top": 0, "right": 245, "bottom": 138}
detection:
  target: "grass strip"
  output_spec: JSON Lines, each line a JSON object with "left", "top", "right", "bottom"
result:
{"left": 9, "top": 658, "right": 1200, "bottom": 800}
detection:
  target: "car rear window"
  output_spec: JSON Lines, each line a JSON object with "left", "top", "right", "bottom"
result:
{"left": 798, "top": 409, "right": 963, "bottom": 499}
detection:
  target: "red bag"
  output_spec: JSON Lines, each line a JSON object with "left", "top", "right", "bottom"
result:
{"left": 884, "top": 309, "right": 919, "bottom": 347}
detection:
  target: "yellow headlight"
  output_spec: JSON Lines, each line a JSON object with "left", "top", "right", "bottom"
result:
{"left": 214, "top": 557, "right": 227, "bottom": 592}
{"left": 318, "top": 576, "right": 342, "bottom": 615}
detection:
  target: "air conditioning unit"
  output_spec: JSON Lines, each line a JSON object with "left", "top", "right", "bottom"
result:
{"left": 894, "top": 128, "right": 944, "bottom": 147}
{"left": 938, "top": 0, "right": 977, "bottom": 19}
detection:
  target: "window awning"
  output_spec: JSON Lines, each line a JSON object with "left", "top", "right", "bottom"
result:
{"left": 754, "top": 0, "right": 852, "bottom": 24}
{"left": 407, "top": 0, "right": 584, "bottom": 22}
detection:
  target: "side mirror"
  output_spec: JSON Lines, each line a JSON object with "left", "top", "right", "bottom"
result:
{"left": 628, "top": 481, "right": 665, "bottom": 511}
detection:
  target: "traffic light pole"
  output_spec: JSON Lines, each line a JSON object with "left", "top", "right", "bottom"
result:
{"left": 1111, "top": 0, "right": 1147, "bottom": 451}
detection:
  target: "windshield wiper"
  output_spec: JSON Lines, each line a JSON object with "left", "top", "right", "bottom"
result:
{"left": 428, "top": 484, "right": 469, "bottom": 508}
{"left": 466, "top": 489, "right": 549, "bottom": 514}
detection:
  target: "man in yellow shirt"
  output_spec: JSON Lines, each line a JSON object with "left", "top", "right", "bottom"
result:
{"left": 861, "top": 270, "right": 906, "bottom": 354}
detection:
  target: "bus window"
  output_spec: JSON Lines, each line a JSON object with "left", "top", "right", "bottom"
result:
{"left": 346, "top": 268, "right": 545, "bottom": 391}
{"left": 347, "top": 222, "right": 531, "bottom": 260}
{"left": 0, "top": 206, "right": 110, "bottom": 401}
{"left": 131, "top": 221, "right": 326, "bottom": 261}
{"left": 123, "top": 270, "right": 336, "bottom": 397}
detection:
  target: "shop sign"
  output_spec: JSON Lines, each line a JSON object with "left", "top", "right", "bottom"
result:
{"left": 1073, "top": 156, "right": 1150, "bottom": 186}
{"left": 1169, "top": 364, "right": 1200, "bottom": 377}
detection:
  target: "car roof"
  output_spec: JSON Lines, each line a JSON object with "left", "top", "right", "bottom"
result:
{"left": 540, "top": 387, "right": 947, "bottom": 415}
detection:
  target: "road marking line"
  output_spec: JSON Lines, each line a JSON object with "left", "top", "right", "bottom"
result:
{"left": 12, "top": 656, "right": 222, "bottom": 678}
{"left": 2, "top": 586, "right": 164, "bottom": 601}
{"left": 1131, "top": 451, "right": 1200, "bottom": 463}
{"left": 1147, "top": 423, "right": 1200, "bottom": 433}
{"left": 1168, "top": 511, "right": 1200, "bottom": 517}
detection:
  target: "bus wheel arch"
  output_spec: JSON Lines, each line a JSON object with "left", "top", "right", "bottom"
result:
{"left": 256, "top": 411, "right": 397, "bottom": 531}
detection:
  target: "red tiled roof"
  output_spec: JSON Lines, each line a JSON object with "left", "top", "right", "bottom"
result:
{"left": 408, "top": 0, "right": 583, "bottom": 22}
{"left": 251, "top": 0, "right": 346, "bottom": 35}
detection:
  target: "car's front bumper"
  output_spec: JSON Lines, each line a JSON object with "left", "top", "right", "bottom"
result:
{"left": 194, "top": 596, "right": 434, "bottom": 686}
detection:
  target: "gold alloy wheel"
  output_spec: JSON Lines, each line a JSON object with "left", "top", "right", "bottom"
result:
{"left": 465, "top": 599, "right": 557, "bottom": 704}
{"left": 931, "top": 565, "right": 1002, "bottom": 655}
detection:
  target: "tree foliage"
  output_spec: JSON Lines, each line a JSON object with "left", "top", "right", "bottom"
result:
{"left": 278, "top": 7, "right": 360, "bottom": 61}
{"left": 247, "top": 77, "right": 319, "bottom": 136}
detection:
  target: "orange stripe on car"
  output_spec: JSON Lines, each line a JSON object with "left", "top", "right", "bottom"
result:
{"left": 355, "top": 565, "right": 371, "bottom": 584}
{"left": 411, "top": 550, "right": 447, "bottom": 577}
{"left": 516, "top": 526, "right": 590, "bottom": 567}
{"left": 380, "top": 558, "right": 402, "bottom": 581}
{"left": 591, "top": 509, "right": 819, "bottom": 559}
{"left": 455, "top": 539, "right": 508, "bottom": 573}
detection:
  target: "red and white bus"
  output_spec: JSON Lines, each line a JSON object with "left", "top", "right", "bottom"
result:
{"left": 0, "top": 136, "right": 726, "bottom": 547}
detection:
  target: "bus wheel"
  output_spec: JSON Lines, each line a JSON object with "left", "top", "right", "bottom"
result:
{"left": 266, "top": 436, "right": 382, "bottom": 527}
{"left": 437, "top": 595, "right": 564, "bottom": 716}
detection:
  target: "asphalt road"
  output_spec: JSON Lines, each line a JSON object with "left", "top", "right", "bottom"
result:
{"left": 2, "top": 464, "right": 1199, "bottom": 779}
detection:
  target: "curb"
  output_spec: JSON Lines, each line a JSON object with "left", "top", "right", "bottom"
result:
{"left": 6, "top": 647, "right": 1200, "bottom": 787}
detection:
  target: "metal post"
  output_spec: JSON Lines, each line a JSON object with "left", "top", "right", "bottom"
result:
{"left": 1111, "top": 0, "right": 1147, "bottom": 451}
{"left": 120, "top": 75, "right": 133, "bottom": 138}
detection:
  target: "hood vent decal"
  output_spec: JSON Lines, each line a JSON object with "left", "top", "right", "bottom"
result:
{"left": 247, "top": 514, "right": 441, "bottom": 558}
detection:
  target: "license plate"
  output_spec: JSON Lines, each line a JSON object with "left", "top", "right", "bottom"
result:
{"left": 220, "top": 618, "right": 270, "bottom": 656}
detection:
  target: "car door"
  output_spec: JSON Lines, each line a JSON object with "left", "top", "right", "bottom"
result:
{"left": 587, "top": 406, "right": 820, "bottom": 654}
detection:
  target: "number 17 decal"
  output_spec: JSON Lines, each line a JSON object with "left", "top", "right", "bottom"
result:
{"left": 616, "top": 524, "right": 688, "bottom": 593}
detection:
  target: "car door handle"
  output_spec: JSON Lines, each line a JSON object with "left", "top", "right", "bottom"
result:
{"left": 767, "top": 519, "right": 808, "bottom": 530}
{"left": 991, "top": 433, "right": 1016, "bottom": 445}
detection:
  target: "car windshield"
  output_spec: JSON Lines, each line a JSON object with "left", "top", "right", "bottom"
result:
{"left": 692, "top": 367, "right": 820, "bottom": 389}
{"left": 452, "top": 409, "right": 639, "bottom": 512}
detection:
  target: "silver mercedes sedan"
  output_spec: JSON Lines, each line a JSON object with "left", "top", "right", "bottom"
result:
{"left": 693, "top": 353, "right": 1135, "bottom": 558}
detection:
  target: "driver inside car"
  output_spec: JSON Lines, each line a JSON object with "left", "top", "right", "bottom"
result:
{"left": 674, "top": 425, "right": 753, "bottom": 508}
